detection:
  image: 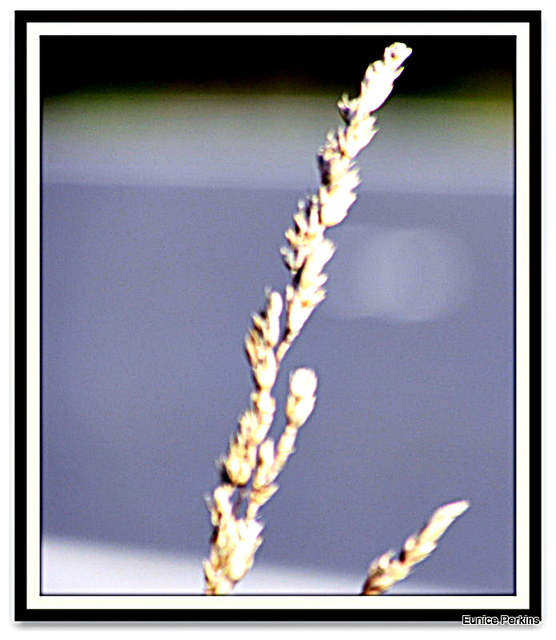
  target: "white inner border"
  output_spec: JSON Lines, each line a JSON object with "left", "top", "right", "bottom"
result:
{"left": 26, "top": 19, "right": 531, "bottom": 612}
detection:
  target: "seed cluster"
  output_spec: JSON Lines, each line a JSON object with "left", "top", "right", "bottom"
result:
{"left": 361, "top": 500, "right": 470, "bottom": 595}
{"left": 203, "top": 43, "right": 438, "bottom": 596}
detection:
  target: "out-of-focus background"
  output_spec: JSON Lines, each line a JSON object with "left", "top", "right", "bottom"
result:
{"left": 41, "top": 35, "right": 515, "bottom": 595}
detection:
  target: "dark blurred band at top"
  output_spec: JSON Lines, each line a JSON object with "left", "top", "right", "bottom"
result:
{"left": 41, "top": 35, "right": 515, "bottom": 100}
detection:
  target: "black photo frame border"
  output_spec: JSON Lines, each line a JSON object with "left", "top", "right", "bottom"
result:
{"left": 13, "top": 9, "right": 542, "bottom": 624}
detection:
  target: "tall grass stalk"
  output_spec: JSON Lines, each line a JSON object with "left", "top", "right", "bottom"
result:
{"left": 202, "top": 43, "right": 468, "bottom": 596}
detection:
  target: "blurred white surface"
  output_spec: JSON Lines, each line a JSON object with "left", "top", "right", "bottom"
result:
{"left": 42, "top": 536, "right": 476, "bottom": 596}
{"left": 42, "top": 535, "right": 362, "bottom": 595}
{"left": 42, "top": 536, "right": 478, "bottom": 595}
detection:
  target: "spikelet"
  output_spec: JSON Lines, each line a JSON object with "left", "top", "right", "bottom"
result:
{"left": 361, "top": 500, "right": 470, "bottom": 595}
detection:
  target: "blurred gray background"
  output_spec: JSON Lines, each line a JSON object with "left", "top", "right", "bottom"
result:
{"left": 41, "top": 35, "right": 515, "bottom": 595}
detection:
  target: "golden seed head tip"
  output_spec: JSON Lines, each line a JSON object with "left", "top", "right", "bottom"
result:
{"left": 289, "top": 367, "right": 318, "bottom": 398}
{"left": 436, "top": 499, "right": 470, "bottom": 519}
{"left": 213, "top": 484, "right": 233, "bottom": 504}
{"left": 258, "top": 439, "right": 275, "bottom": 464}
{"left": 386, "top": 42, "right": 412, "bottom": 61}
{"left": 266, "top": 289, "right": 282, "bottom": 312}
{"left": 455, "top": 498, "right": 470, "bottom": 510}
{"left": 225, "top": 457, "right": 252, "bottom": 487}
{"left": 253, "top": 353, "right": 278, "bottom": 390}
{"left": 253, "top": 389, "right": 275, "bottom": 414}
